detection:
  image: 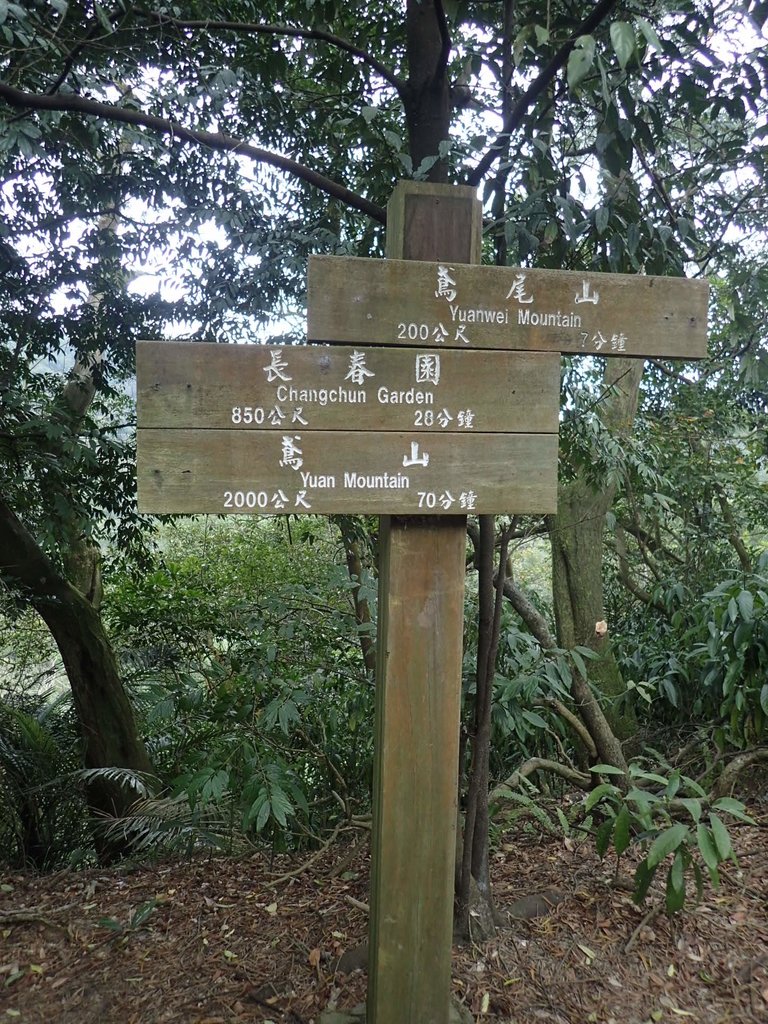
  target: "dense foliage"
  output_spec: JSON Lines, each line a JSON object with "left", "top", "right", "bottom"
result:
{"left": 1, "top": 0, "right": 767, "bottom": 917}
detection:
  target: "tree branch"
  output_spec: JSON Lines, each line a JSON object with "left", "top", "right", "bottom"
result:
{"left": 0, "top": 83, "right": 387, "bottom": 225}
{"left": 617, "top": 516, "right": 685, "bottom": 566}
{"left": 501, "top": 574, "right": 628, "bottom": 777}
{"left": 501, "top": 577, "right": 557, "bottom": 649}
{"left": 490, "top": 758, "right": 592, "bottom": 802}
{"left": 536, "top": 696, "right": 598, "bottom": 759}
{"left": 465, "top": 0, "right": 620, "bottom": 187}
{"left": 714, "top": 484, "right": 754, "bottom": 573}
{"left": 432, "top": 0, "right": 453, "bottom": 77}
{"left": 711, "top": 748, "right": 768, "bottom": 800}
{"left": 139, "top": 12, "right": 406, "bottom": 95}
{"left": 613, "top": 526, "right": 668, "bottom": 613}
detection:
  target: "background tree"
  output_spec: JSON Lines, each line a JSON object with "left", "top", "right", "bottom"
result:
{"left": 1, "top": 0, "right": 766, "bottom": 901}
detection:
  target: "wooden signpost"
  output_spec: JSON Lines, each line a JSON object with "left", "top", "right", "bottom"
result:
{"left": 136, "top": 180, "right": 708, "bottom": 1024}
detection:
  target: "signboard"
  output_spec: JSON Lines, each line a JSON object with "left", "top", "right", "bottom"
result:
{"left": 136, "top": 341, "right": 559, "bottom": 434}
{"left": 137, "top": 430, "right": 558, "bottom": 515}
{"left": 307, "top": 255, "right": 709, "bottom": 359}
{"left": 136, "top": 342, "right": 560, "bottom": 515}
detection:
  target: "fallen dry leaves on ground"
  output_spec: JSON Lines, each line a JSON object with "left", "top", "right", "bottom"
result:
{"left": 1, "top": 817, "right": 767, "bottom": 1023}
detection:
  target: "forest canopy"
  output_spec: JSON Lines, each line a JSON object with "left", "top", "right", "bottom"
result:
{"left": 0, "top": 0, "right": 766, "bottom": 941}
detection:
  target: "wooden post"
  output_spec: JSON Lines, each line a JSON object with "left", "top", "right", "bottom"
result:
{"left": 368, "top": 182, "right": 482, "bottom": 1023}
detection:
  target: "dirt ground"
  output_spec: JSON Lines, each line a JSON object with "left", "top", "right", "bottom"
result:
{"left": 1, "top": 816, "right": 767, "bottom": 1024}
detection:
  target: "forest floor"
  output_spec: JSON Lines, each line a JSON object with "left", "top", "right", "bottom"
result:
{"left": 1, "top": 814, "right": 767, "bottom": 1024}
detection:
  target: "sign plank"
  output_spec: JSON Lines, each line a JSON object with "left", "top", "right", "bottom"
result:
{"left": 307, "top": 255, "right": 709, "bottom": 358}
{"left": 136, "top": 429, "right": 558, "bottom": 515}
{"left": 137, "top": 341, "right": 560, "bottom": 434}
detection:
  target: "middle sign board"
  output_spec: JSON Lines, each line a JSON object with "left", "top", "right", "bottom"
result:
{"left": 136, "top": 341, "right": 560, "bottom": 516}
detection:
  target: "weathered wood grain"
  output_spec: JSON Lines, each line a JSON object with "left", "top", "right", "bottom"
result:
{"left": 136, "top": 428, "right": 558, "bottom": 515}
{"left": 367, "top": 181, "right": 480, "bottom": 1024}
{"left": 307, "top": 254, "right": 709, "bottom": 358}
{"left": 370, "top": 512, "right": 467, "bottom": 1024}
{"left": 136, "top": 341, "right": 559, "bottom": 434}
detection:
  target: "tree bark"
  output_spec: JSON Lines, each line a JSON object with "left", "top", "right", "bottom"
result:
{"left": 335, "top": 516, "right": 377, "bottom": 676}
{"left": 547, "top": 358, "right": 644, "bottom": 742}
{"left": 0, "top": 495, "right": 153, "bottom": 855}
{"left": 456, "top": 516, "right": 494, "bottom": 937}
{"left": 502, "top": 575, "right": 628, "bottom": 774}
{"left": 404, "top": 0, "right": 452, "bottom": 180}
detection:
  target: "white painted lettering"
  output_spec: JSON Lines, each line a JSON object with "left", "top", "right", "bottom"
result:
{"left": 449, "top": 305, "right": 509, "bottom": 324}
{"left": 343, "top": 472, "right": 410, "bottom": 489}
{"left": 377, "top": 386, "right": 433, "bottom": 406}
{"left": 518, "top": 309, "right": 583, "bottom": 328}
{"left": 275, "top": 384, "right": 367, "bottom": 406}
{"left": 300, "top": 471, "right": 336, "bottom": 488}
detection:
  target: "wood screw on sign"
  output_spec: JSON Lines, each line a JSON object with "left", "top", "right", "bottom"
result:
{"left": 136, "top": 179, "right": 708, "bottom": 1024}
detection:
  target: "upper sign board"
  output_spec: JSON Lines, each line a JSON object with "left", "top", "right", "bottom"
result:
{"left": 307, "top": 256, "right": 709, "bottom": 359}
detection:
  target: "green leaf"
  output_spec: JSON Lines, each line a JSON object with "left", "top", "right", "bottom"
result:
{"left": 244, "top": 788, "right": 268, "bottom": 831}
{"left": 610, "top": 22, "right": 635, "bottom": 69}
{"left": 613, "top": 804, "right": 632, "bottom": 856}
{"left": 585, "top": 782, "right": 619, "bottom": 813}
{"left": 664, "top": 771, "right": 681, "bottom": 799}
{"left": 268, "top": 784, "right": 294, "bottom": 828}
{"left": 711, "top": 797, "right": 753, "bottom": 823}
{"left": 647, "top": 822, "right": 688, "bottom": 869}
{"left": 130, "top": 899, "right": 158, "bottom": 929}
{"left": 633, "top": 859, "right": 657, "bottom": 904}
{"left": 596, "top": 817, "right": 614, "bottom": 857}
{"left": 98, "top": 916, "right": 123, "bottom": 932}
{"left": 628, "top": 766, "right": 668, "bottom": 785}
{"left": 696, "top": 823, "right": 719, "bottom": 872}
{"left": 94, "top": 2, "right": 112, "bottom": 32}
{"left": 589, "top": 763, "right": 627, "bottom": 776}
{"left": 661, "top": 678, "right": 679, "bottom": 708}
{"left": 201, "top": 769, "right": 229, "bottom": 803}
{"left": 636, "top": 17, "right": 663, "bottom": 53}
{"left": 256, "top": 797, "right": 270, "bottom": 832}
{"left": 665, "top": 851, "right": 686, "bottom": 914}
{"left": 573, "top": 645, "right": 601, "bottom": 661}
{"left": 567, "top": 35, "right": 595, "bottom": 90}
{"left": 383, "top": 129, "right": 403, "bottom": 150}
{"left": 570, "top": 646, "right": 588, "bottom": 678}
{"left": 680, "top": 775, "right": 707, "bottom": 798}
{"left": 676, "top": 798, "right": 702, "bottom": 823}
{"left": 522, "top": 709, "right": 548, "bottom": 729}
{"left": 709, "top": 813, "right": 732, "bottom": 860}
{"left": 737, "top": 589, "right": 754, "bottom": 621}
{"left": 277, "top": 698, "right": 299, "bottom": 735}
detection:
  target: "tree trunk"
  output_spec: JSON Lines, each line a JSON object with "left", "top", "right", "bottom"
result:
{"left": 456, "top": 518, "right": 513, "bottom": 939}
{"left": 404, "top": 0, "right": 451, "bottom": 180}
{"left": 547, "top": 358, "right": 644, "bottom": 741}
{"left": 502, "top": 576, "right": 627, "bottom": 774}
{"left": 335, "top": 515, "right": 377, "bottom": 676}
{"left": 0, "top": 495, "right": 153, "bottom": 857}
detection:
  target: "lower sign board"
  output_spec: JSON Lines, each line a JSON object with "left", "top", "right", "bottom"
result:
{"left": 136, "top": 430, "right": 559, "bottom": 515}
